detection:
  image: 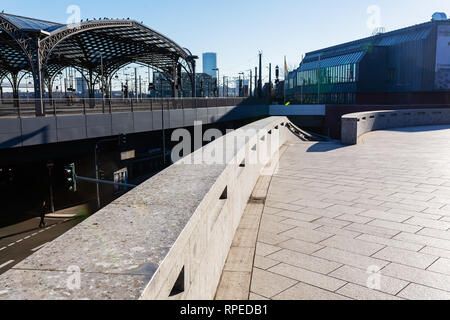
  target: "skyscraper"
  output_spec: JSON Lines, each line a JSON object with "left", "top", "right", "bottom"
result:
{"left": 76, "top": 77, "right": 88, "bottom": 95}
{"left": 202, "top": 52, "right": 217, "bottom": 78}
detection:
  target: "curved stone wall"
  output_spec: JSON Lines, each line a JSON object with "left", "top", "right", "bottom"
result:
{"left": 0, "top": 116, "right": 292, "bottom": 300}
{"left": 341, "top": 108, "right": 450, "bottom": 145}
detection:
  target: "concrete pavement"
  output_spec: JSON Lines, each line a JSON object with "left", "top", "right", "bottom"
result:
{"left": 219, "top": 125, "right": 450, "bottom": 300}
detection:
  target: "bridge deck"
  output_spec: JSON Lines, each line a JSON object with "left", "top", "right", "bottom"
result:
{"left": 221, "top": 125, "right": 450, "bottom": 300}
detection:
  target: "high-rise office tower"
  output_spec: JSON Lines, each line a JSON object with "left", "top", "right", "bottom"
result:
{"left": 202, "top": 52, "right": 217, "bottom": 78}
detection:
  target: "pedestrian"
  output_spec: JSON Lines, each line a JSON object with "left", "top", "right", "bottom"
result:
{"left": 39, "top": 200, "right": 47, "bottom": 228}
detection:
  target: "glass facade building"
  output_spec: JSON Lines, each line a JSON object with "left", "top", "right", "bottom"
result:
{"left": 285, "top": 16, "right": 450, "bottom": 105}
{"left": 202, "top": 53, "right": 217, "bottom": 78}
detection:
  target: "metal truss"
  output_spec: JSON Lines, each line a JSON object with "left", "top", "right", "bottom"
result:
{"left": 0, "top": 13, "right": 197, "bottom": 115}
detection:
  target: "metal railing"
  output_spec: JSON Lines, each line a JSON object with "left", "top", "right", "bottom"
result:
{"left": 0, "top": 97, "right": 266, "bottom": 118}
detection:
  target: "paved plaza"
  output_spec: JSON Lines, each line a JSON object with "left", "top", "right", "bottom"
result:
{"left": 220, "top": 125, "right": 450, "bottom": 300}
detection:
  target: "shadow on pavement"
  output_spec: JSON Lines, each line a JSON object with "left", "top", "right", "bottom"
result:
{"left": 390, "top": 125, "right": 450, "bottom": 133}
{"left": 0, "top": 217, "right": 82, "bottom": 241}
{"left": 306, "top": 141, "right": 349, "bottom": 153}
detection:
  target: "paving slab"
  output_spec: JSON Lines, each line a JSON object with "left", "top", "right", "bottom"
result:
{"left": 232, "top": 126, "right": 450, "bottom": 300}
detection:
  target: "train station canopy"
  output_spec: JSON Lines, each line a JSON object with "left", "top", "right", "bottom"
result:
{"left": 0, "top": 12, "right": 196, "bottom": 109}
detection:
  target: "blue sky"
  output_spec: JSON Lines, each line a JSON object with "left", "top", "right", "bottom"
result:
{"left": 2, "top": 0, "right": 450, "bottom": 81}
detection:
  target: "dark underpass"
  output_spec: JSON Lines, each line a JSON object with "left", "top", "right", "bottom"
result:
{"left": 0, "top": 117, "right": 265, "bottom": 228}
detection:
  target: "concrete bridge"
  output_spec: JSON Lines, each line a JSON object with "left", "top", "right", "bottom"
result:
{"left": 1, "top": 108, "right": 450, "bottom": 300}
{"left": 0, "top": 98, "right": 325, "bottom": 149}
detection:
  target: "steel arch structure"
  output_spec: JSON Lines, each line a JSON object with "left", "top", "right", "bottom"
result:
{"left": 0, "top": 13, "right": 197, "bottom": 115}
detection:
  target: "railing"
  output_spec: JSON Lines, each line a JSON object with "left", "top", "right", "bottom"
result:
{"left": 0, "top": 97, "right": 268, "bottom": 118}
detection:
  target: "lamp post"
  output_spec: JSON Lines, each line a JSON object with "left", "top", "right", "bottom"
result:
{"left": 226, "top": 77, "right": 229, "bottom": 97}
{"left": 268, "top": 63, "right": 272, "bottom": 98}
{"left": 248, "top": 69, "right": 253, "bottom": 97}
{"left": 95, "top": 52, "right": 105, "bottom": 111}
{"left": 134, "top": 67, "right": 138, "bottom": 101}
{"left": 223, "top": 75, "right": 226, "bottom": 97}
{"left": 213, "top": 68, "right": 219, "bottom": 97}
{"left": 114, "top": 74, "right": 119, "bottom": 99}
{"left": 183, "top": 48, "right": 199, "bottom": 98}
{"left": 25, "top": 76, "right": 30, "bottom": 101}
{"left": 239, "top": 72, "right": 245, "bottom": 97}
{"left": 58, "top": 72, "right": 63, "bottom": 99}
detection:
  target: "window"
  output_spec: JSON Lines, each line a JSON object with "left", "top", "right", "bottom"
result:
{"left": 388, "top": 68, "right": 396, "bottom": 83}
{"left": 342, "top": 65, "right": 346, "bottom": 82}
{"left": 342, "top": 65, "right": 345, "bottom": 82}
{"left": 346, "top": 65, "right": 350, "bottom": 82}
{"left": 345, "top": 64, "right": 350, "bottom": 82}
{"left": 350, "top": 64, "right": 354, "bottom": 82}
{"left": 114, "top": 168, "right": 128, "bottom": 193}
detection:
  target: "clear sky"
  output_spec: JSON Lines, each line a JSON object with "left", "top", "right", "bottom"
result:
{"left": 2, "top": 0, "right": 450, "bottom": 82}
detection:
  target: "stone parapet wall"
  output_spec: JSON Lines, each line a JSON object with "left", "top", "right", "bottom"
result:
{"left": 0, "top": 116, "right": 291, "bottom": 300}
{"left": 341, "top": 108, "right": 450, "bottom": 145}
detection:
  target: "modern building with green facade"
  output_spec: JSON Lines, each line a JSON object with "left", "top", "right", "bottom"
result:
{"left": 285, "top": 13, "right": 450, "bottom": 105}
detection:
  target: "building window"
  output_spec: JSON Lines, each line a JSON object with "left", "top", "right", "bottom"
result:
{"left": 350, "top": 64, "right": 355, "bottom": 82}
{"left": 388, "top": 68, "right": 396, "bottom": 83}
{"left": 345, "top": 64, "right": 350, "bottom": 82}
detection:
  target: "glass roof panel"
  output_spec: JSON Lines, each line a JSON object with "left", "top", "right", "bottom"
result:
{"left": 0, "top": 13, "right": 64, "bottom": 32}
{"left": 298, "top": 51, "right": 366, "bottom": 71}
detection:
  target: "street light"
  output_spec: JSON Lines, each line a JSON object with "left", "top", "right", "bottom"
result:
{"left": 112, "top": 74, "right": 120, "bottom": 99}
{"left": 248, "top": 69, "right": 253, "bottom": 97}
{"left": 183, "top": 48, "right": 199, "bottom": 98}
{"left": 213, "top": 68, "right": 219, "bottom": 97}
{"left": 26, "top": 75, "right": 33, "bottom": 101}
{"left": 223, "top": 75, "right": 228, "bottom": 97}
{"left": 239, "top": 72, "right": 245, "bottom": 97}
{"left": 94, "top": 51, "right": 105, "bottom": 111}
{"left": 266, "top": 64, "right": 273, "bottom": 98}
{"left": 57, "top": 72, "right": 63, "bottom": 99}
